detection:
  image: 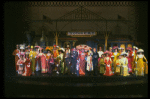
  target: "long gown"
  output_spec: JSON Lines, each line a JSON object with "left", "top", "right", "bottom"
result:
{"left": 29, "top": 50, "right": 36, "bottom": 73}
{"left": 17, "top": 58, "right": 26, "bottom": 75}
{"left": 46, "top": 53, "right": 51, "bottom": 72}
{"left": 12, "top": 49, "right": 20, "bottom": 71}
{"left": 48, "top": 57, "right": 54, "bottom": 74}
{"left": 22, "top": 58, "right": 32, "bottom": 76}
{"left": 120, "top": 57, "right": 130, "bottom": 76}
{"left": 86, "top": 56, "right": 93, "bottom": 71}
{"left": 113, "top": 52, "right": 120, "bottom": 73}
{"left": 135, "top": 54, "right": 148, "bottom": 76}
{"left": 103, "top": 57, "right": 113, "bottom": 76}
{"left": 99, "top": 57, "right": 105, "bottom": 74}
{"left": 126, "top": 52, "right": 133, "bottom": 73}
{"left": 38, "top": 53, "right": 47, "bottom": 73}
{"left": 79, "top": 52, "right": 86, "bottom": 76}
{"left": 115, "top": 58, "right": 122, "bottom": 74}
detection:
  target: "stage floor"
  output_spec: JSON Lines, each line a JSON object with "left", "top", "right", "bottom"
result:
{"left": 4, "top": 72, "right": 148, "bottom": 98}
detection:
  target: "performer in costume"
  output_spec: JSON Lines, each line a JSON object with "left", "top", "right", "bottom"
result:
{"left": 35, "top": 46, "right": 41, "bottom": 76}
{"left": 22, "top": 52, "right": 32, "bottom": 76}
{"left": 99, "top": 53, "right": 105, "bottom": 75}
{"left": 37, "top": 47, "right": 47, "bottom": 73}
{"left": 17, "top": 54, "right": 26, "bottom": 75}
{"left": 57, "top": 48, "right": 65, "bottom": 75}
{"left": 64, "top": 49, "right": 71, "bottom": 75}
{"left": 98, "top": 47, "right": 104, "bottom": 73}
{"left": 53, "top": 45, "right": 59, "bottom": 72}
{"left": 79, "top": 49, "right": 86, "bottom": 76}
{"left": 92, "top": 48, "right": 99, "bottom": 76}
{"left": 103, "top": 50, "right": 113, "bottom": 76}
{"left": 12, "top": 44, "right": 20, "bottom": 72}
{"left": 71, "top": 47, "right": 78, "bottom": 75}
{"left": 120, "top": 52, "right": 130, "bottom": 76}
{"left": 131, "top": 46, "right": 138, "bottom": 74}
{"left": 126, "top": 47, "right": 133, "bottom": 74}
{"left": 120, "top": 47, "right": 125, "bottom": 54}
{"left": 86, "top": 54, "right": 93, "bottom": 76}
{"left": 112, "top": 46, "right": 120, "bottom": 74}
{"left": 46, "top": 50, "right": 51, "bottom": 73}
{"left": 115, "top": 55, "right": 122, "bottom": 75}
{"left": 98, "top": 47, "right": 104, "bottom": 62}
{"left": 19, "top": 45, "right": 25, "bottom": 58}
{"left": 135, "top": 49, "right": 148, "bottom": 76}
{"left": 29, "top": 46, "right": 36, "bottom": 75}
{"left": 48, "top": 54, "right": 55, "bottom": 75}
{"left": 109, "top": 47, "right": 113, "bottom": 58}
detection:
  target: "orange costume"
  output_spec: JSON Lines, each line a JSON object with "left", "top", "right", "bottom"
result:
{"left": 12, "top": 49, "right": 20, "bottom": 71}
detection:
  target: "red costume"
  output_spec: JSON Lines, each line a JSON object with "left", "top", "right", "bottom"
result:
{"left": 22, "top": 58, "right": 32, "bottom": 76}
{"left": 12, "top": 49, "right": 20, "bottom": 71}
{"left": 103, "top": 54, "right": 114, "bottom": 76}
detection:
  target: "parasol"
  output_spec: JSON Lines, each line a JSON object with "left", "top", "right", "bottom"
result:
{"left": 76, "top": 44, "right": 92, "bottom": 51}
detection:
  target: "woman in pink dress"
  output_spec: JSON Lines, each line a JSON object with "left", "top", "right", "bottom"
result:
{"left": 37, "top": 48, "right": 47, "bottom": 73}
{"left": 79, "top": 49, "right": 86, "bottom": 76}
{"left": 103, "top": 51, "right": 114, "bottom": 76}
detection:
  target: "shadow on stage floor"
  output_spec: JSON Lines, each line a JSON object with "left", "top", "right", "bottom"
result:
{"left": 4, "top": 72, "right": 148, "bottom": 98}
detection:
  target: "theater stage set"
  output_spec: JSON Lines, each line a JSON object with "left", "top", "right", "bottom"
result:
{"left": 4, "top": 1, "right": 148, "bottom": 98}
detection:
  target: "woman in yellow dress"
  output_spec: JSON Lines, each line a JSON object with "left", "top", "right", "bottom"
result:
{"left": 29, "top": 46, "right": 36, "bottom": 75}
{"left": 99, "top": 53, "right": 105, "bottom": 75}
{"left": 112, "top": 46, "right": 120, "bottom": 74}
{"left": 115, "top": 55, "right": 122, "bottom": 75}
{"left": 135, "top": 49, "right": 148, "bottom": 76}
{"left": 120, "top": 52, "right": 130, "bottom": 76}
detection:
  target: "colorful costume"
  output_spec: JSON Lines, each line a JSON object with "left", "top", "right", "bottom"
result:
{"left": 29, "top": 48, "right": 36, "bottom": 73}
{"left": 48, "top": 56, "right": 54, "bottom": 74}
{"left": 113, "top": 52, "right": 120, "bottom": 73}
{"left": 12, "top": 48, "right": 20, "bottom": 71}
{"left": 103, "top": 55, "right": 113, "bottom": 76}
{"left": 99, "top": 56, "right": 105, "bottom": 74}
{"left": 115, "top": 57, "right": 122, "bottom": 74}
{"left": 38, "top": 53, "right": 47, "bottom": 73}
{"left": 135, "top": 49, "right": 148, "bottom": 76}
{"left": 126, "top": 47, "right": 133, "bottom": 73}
{"left": 79, "top": 52, "right": 86, "bottom": 76}
{"left": 120, "top": 52, "right": 130, "bottom": 76}
{"left": 17, "top": 57, "right": 26, "bottom": 75}
{"left": 22, "top": 58, "right": 32, "bottom": 76}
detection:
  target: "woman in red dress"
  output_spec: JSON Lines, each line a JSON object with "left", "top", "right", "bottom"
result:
{"left": 22, "top": 53, "right": 32, "bottom": 76}
{"left": 79, "top": 49, "right": 86, "bottom": 76}
{"left": 103, "top": 50, "right": 114, "bottom": 76}
{"left": 126, "top": 47, "right": 133, "bottom": 74}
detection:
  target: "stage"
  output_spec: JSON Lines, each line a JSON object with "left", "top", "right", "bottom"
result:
{"left": 4, "top": 74, "right": 148, "bottom": 98}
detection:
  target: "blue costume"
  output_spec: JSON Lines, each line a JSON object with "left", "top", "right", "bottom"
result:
{"left": 71, "top": 50, "right": 78, "bottom": 74}
{"left": 92, "top": 51, "right": 99, "bottom": 76}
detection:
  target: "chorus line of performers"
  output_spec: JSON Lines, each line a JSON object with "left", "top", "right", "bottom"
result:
{"left": 12, "top": 44, "right": 148, "bottom": 77}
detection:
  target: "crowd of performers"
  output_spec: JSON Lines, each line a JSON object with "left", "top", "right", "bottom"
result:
{"left": 12, "top": 44, "right": 148, "bottom": 77}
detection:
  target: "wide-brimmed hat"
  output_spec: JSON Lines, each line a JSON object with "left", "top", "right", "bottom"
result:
{"left": 121, "top": 52, "right": 127, "bottom": 56}
{"left": 104, "top": 50, "right": 110, "bottom": 54}
{"left": 113, "top": 46, "right": 118, "bottom": 50}
{"left": 58, "top": 48, "right": 65, "bottom": 53}
{"left": 137, "top": 49, "right": 144, "bottom": 53}
{"left": 126, "top": 47, "right": 132, "bottom": 51}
